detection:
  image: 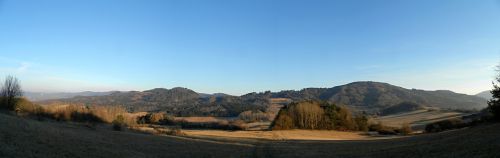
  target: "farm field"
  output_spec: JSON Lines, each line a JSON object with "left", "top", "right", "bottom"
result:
{"left": 373, "top": 110, "right": 470, "bottom": 131}
{"left": 180, "top": 129, "right": 374, "bottom": 140}
{"left": 2, "top": 112, "right": 500, "bottom": 158}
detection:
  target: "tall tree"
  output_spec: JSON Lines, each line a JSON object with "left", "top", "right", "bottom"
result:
{"left": 488, "top": 68, "right": 500, "bottom": 121}
{"left": 1, "top": 75, "right": 23, "bottom": 110}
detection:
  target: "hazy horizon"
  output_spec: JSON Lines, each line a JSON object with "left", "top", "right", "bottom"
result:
{"left": 19, "top": 81, "right": 493, "bottom": 97}
{"left": 1, "top": 0, "right": 500, "bottom": 95}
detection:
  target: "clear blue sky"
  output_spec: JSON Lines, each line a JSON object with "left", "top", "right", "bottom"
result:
{"left": 1, "top": 0, "right": 500, "bottom": 95}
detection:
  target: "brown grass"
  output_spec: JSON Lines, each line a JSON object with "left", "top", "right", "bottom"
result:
{"left": 182, "top": 129, "right": 372, "bottom": 140}
{"left": 174, "top": 116, "right": 224, "bottom": 123}
{"left": 1, "top": 112, "right": 500, "bottom": 158}
{"left": 17, "top": 102, "right": 139, "bottom": 127}
{"left": 373, "top": 110, "right": 468, "bottom": 131}
{"left": 0, "top": 113, "right": 253, "bottom": 158}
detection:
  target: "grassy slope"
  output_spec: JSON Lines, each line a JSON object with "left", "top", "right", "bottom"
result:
{"left": 260, "top": 125, "right": 500, "bottom": 158}
{"left": 0, "top": 113, "right": 253, "bottom": 158}
{"left": 373, "top": 110, "right": 468, "bottom": 130}
{"left": 1, "top": 113, "right": 500, "bottom": 158}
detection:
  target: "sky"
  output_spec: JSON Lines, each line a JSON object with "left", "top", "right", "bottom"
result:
{"left": 0, "top": 0, "right": 500, "bottom": 95}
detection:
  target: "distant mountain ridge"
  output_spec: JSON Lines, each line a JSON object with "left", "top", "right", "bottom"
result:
{"left": 24, "top": 91, "right": 115, "bottom": 101}
{"left": 37, "top": 81, "right": 488, "bottom": 116}
{"left": 38, "top": 87, "right": 268, "bottom": 117}
{"left": 476, "top": 90, "right": 492, "bottom": 100}
{"left": 268, "top": 82, "right": 487, "bottom": 112}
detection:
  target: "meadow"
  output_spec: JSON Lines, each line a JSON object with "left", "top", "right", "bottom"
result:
{"left": 1, "top": 112, "right": 499, "bottom": 158}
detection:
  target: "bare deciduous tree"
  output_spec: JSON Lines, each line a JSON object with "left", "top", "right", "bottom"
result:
{"left": 289, "top": 101, "right": 324, "bottom": 129}
{"left": 1, "top": 75, "right": 23, "bottom": 110}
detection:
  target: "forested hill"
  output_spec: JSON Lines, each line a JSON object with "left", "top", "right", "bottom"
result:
{"left": 270, "top": 82, "right": 487, "bottom": 112}
{"left": 38, "top": 82, "right": 488, "bottom": 116}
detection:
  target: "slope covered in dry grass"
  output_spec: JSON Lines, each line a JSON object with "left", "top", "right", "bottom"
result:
{"left": 0, "top": 113, "right": 253, "bottom": 158}
{"left": 182, "top": 129, "right": 372, "bottom": 140}
{"left": 1, "top": 112, "right": 500, "bottom": 158}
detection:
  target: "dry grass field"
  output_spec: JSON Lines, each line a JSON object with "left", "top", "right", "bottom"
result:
{"left": 182, "top": 129, "right": 372, "bottom": 140}
{"left": 1, "top": 112, "right": 500, "bottom": 158}
{"left": 373, "top": 110, "right": 469, "bottom": 131}
{"left": 174, "top": 116, "right": 235, "bottom": 123}
{"left": 0, "top": 112, "right": 254, "bottom": 158}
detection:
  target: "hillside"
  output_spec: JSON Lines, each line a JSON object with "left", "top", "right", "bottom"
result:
{"left": 0, "top": 113, "right": 253, "bottom": 158}
{"left": 24, "top": 91, "right": 114, "bottom": 101}
{"left": 39, "top": 87, "right": 268, "bottom": 117}
{"left": 380, "top": 102, "right": 427, "bottom": 116}
{"left": 38, "top": 82, "right": 488, "bottom": 116}
{"left": 476, "top": 90, "right": 492, "bottom": 100}
{"left": 1, "top": 113, "right": 499, "bottom": 158}
{"left": 271, "top": 82, "right": 487, "bottom": 113}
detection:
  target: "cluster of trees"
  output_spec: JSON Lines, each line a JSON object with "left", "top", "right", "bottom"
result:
{"left": 137, "top": 112, "right": 174, "bottom": 124}
{"left": 238, "top": 110, "right": 273, "bottom": 122}
{"left": 272, "top": 100, "right": 368, "bottom": 131}
{"left": 137, "top": 112, "right": 248, "bottom": 130}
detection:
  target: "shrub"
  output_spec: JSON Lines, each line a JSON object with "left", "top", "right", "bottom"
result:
{"left": 368, "top": 122, "right": 398, "bottom": 135}
{"left": 272, "top": 110, "right": 294, "bottom": 130}
{"left": 368, "top": 122, "right": 384, "bottom": 132}
{"left": 230, "top": 120, "right": 248, "bottom": 130}
{"left": 70, "top": 111, "right": 103, "bottom": 123}
{"left": 377, "top": 128, "right": 398, "bottom": 135}
{"left": 137, "top": 112, "right": 174, "bottom": 125}
{"left": 154, "top": 126, "right": 185, "bottom": 136}
{"left": 354, "top": 115, "right": 369, "bottom": 132}
{"left": 400, "top": 122, "right": 412, "bottom": 135}
{"left": 333, "top": 107, "right": 356, "bottom": 131}
{"left": 425, "top": 118, "right": 465, "bottom": 133}
{"left": 14, "top": 98, "right": 38, "bottom": 114}
{"left": 238, "top": 110, "right": 271, "bottom": 122}
{"left": 112, "top": 115, "right": 126, "bottom": 131}
{"left": 176, "top": 119, "right": 246, "bottom": 130}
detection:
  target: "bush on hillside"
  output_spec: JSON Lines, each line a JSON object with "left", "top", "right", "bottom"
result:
{"left": 400, "top": 122, "right": 412, "bottom": 135}
{"left": 238, "top": 110, "right": 272, "bottom": 122}
{"left": 333, "top": 106, "right": 357, "bottom": 131}
{"left": 137, "top": 112, "right": 175, "bottom": 125}
{"left": 176, "top": 119, "right": 247, "bottom": 130}
{"left": 354, "top": 115, "right": 369, "bottom": 132}
{"left": 425, "top": 118, "right": 465, "bottom": 133}
{"left": 368, "top": 122, "right": 398, "bottom": 135}
{"left": 112, "top": 115, "right": 125, "bottom": 131}
{"left": 272, "top": 110, "right": 294, "bottom": 130}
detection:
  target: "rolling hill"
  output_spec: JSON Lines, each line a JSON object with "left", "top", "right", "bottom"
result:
{"left": 271, "top": 82, "right": 487, "bottom": 113}
{"left": 24, "top": 91, "right": 114, "bottom": 101}
{"left": 37, "top": 82, "right": 488, "bottom": 116}
{"left": 476, "top": 90, "right": 492, "bottom": 100}
{"left": 38, "top": 87, "right": 269, "bottom": 117}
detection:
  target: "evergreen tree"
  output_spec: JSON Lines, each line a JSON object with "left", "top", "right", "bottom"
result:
{"left": 488, "top": 71, "right": 500, "bottom": 121}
